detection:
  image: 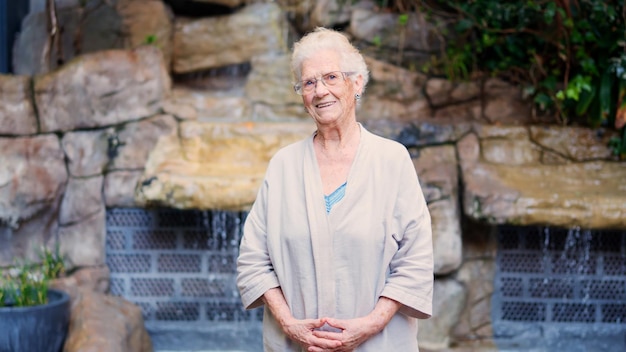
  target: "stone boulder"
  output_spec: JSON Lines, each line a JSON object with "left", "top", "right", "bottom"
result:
{"left": 61, "top": 114, "right": 177, "bottom": 178}
{"left": 62, "top": 288, "right": 152, "bottom": 352}
{"left": 136, "top": 121, "right": 315, "bottom": 210}
{"left": 59, "top": 177, "right": 104, "bottom": 227}
{"left": 530, "top": 125, "right": 615, "bottom": 161}
{"left": 276, "top": 0, "right": 351, "bottom": 32}
{"left": 12, "top": 0, "right": 173, "bottom": 76}
{"left": 244, "top": 53, "right": 309, "bottom": 121}
{"left": 350, "top": 7, "right": 443, "bottom": 53}
{"left": 359, "top": 59, "right": 534, "bottom": 128}
{"left": 57, "top": 177, "right": 106, "bottom": 268}
{"left": 0, "top": 135, "right": 67, "bottom": 265}
{"left": 51, "top": 265, "right": 111, "bottom": 301}
{"left": 418, "top": 278, "right": 466, "bottom": 350}
{"left": 0, "top": 74, "right": 37, "bottom": 135}
{"left": 414, "top": 145, "right": 462, "bottom": 275}
{"left": 163, "top": 86, "right": 251, "bottom": 121}
{"left": 34, "top": 46, "right": 171, "bottom": 133}
{"left": 308, "top": 0, "right": 352, "bottom": 29}
{"left": 453, "top": 257, "right": 496, "bottom": 341}
{"left": 172, "top": 2, "right": 287, "bottom": 73}
{"left": 362, "top": 119, "right": 472, "bottom": 149}
{"left": 244, "top": 54, "right": 302, "bottom": 107}
{"left": 480, "top": 78, "right": 533, "bottom": 124}
{"left": 62, "top": 129, "right": 112, "bottom": 178}
{"left": 13, "top": 6, "right": 89, "bottom": 76}
{"left": 104, "top": 170, "right": 146, "bottom": 207}
{"left": 58, "top": 207, "right": 106, "bottom": 269}
{"left": 424, "top": 77, "right": 534, "bottom": 125}
{"left": 117, "top": 0, "right": 174, "bottom": 69}
{"left": 109, "top": 114, "right": 179, "bottom": 171}
{"left": 459, "top": 124, "right": 626, "bottom": 229}
{"left": 359, "top": 56, "right": 431, "bottom": 123}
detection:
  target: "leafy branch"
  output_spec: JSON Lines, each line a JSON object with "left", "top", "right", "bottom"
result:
{"left": 408, "top": 0, "right": 625, "bottom": 158}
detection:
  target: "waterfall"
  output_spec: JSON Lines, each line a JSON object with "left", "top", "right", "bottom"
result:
{"left": 105, "top": 207, "right": 262, "bottom": 350}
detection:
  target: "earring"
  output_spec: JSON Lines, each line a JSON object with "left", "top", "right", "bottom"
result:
{"left": 355, "top": 93, "right": 361, "bottom": 101}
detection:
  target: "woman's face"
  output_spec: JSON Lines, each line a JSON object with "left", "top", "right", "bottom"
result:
{"left": 300, "top": 49, "right": 362, "bottom": 127}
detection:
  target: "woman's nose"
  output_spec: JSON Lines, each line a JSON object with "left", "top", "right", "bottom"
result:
{"left": 314, "top": 79, "right": 329, "bottom": 96}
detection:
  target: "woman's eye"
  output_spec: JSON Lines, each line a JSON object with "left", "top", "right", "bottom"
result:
{"left": 304, "top": 80, "right": 315, "bottom": 86}
{"left": 326, "top": 73, "right": 338, "bottom": 81}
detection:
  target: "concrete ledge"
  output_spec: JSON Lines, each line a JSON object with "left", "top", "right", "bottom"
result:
{"left": 147, "top": 321, "right": 262, "bottom": 352}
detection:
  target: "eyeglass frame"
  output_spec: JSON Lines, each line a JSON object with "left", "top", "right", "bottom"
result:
{"left": 293, "top": 71, "right": 356, "bottom": 95}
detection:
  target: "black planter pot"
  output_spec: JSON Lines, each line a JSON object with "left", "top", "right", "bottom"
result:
{"left": 0, "top": 289, "right": 71, "bottom": 352}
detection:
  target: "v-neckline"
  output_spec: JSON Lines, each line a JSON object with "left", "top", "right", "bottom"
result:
{"left": 311, "top": 124, "right": 365, "bottom": 215}
{"left": 325, "top": 181, "right": 347, "bottom": 197}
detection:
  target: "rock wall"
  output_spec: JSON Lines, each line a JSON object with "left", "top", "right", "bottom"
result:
{"left": 3, "top": 0, "right": 625, "bottom": 350}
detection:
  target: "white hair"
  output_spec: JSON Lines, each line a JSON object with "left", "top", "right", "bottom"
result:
{"left": 291, "top": 27, "right": 370, "bottom": 94}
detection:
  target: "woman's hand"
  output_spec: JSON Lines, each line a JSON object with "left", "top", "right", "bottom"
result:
{"left": 309, "top": 297, "right": 403, "bottom": 352}
{"left": 262, "top": 288, "right": 342, "bottom": 351}
{"left": 281, "top": 316, "right": 343, "bottom": 351}
{"left": 308, "top": 316, "right": 377, "bottom": 352}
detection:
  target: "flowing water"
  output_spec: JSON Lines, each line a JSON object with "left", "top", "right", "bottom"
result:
{"left": 493, "top": 225, "right": 626, "bottom": 351}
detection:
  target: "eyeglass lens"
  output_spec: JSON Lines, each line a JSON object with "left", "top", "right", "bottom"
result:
{"left": 297, "top": 71, "right": 344, "bottom": 94}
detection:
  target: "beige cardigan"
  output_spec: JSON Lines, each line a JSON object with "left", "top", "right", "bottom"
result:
{"left": 237, "top": 125, "right": 433, "bottom": 351}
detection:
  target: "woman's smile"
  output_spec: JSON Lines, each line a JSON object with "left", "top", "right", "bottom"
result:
{"left": 315, "top": 101, "right": 336, "bottom": 109}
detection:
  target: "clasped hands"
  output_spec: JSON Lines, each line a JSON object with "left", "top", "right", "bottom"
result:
{"left": 282, "top": 315, "right": 381, "bottom": 352}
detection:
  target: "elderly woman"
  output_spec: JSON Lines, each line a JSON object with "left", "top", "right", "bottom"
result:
{"left": 237, "top": 27, "right": 433, "bottom": 351}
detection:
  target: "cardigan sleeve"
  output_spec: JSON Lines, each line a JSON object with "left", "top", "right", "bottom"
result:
{"left": 236, "top": 177, "right": 280, "bottom": 309}
{"left": 380, "top": 152, "right": 434, "bottom": 319}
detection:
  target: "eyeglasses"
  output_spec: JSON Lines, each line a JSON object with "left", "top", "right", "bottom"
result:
{"left": 293, "top": 71, "right": 355, "bottom": 95}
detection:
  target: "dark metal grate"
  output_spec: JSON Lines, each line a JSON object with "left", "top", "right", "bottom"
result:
{"left": 552, "top": 303, "right": 595, "bottom": 323}
{"left": 501, "top": 302, "right": 546, "bottom": 322}
{"left": 602, "top": 303, "right": 626, "bottom": 323}
{"left": 156, "top": 302, "right": 200, "bottom": 321}
{"left": 105, "top": 208, "right": 263, "bottom": 323}
{"left": 495, "top": 226, "right": 626, "bottom": 325}
{"left": 131, "top": 278, "right": 175, "bottom": 297}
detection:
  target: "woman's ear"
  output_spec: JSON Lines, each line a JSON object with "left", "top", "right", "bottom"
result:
{"left": 354, "top": 74, "right": 364, "bottom": 94}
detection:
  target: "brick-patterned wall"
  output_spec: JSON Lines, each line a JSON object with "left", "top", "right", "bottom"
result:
{"left": 105, "top": 208, "right": 263, "bottom": 324}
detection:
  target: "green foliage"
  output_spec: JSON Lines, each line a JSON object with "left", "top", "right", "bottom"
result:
{"left": 40, "top": 245, "right": 66, "bottom": 282}
{"left": 413, "top": 0, "right": 625, "bottom": 156}
{"left": 397, "top": 13, "right": 409, "bottom": 26}
{"left": 609, "top": 126, "right": 626, "bottom": 158}
{"left": 144, "top": 34, "right": 158, "bottom": 45}
{"left": 0, "top": 246, "right": 66, "bottom": 308}
{"left": 372, "top": 35, "right": 383, "bottom": 48}
{"left": 0, "top": 274, "right": 5, "bottom": 306}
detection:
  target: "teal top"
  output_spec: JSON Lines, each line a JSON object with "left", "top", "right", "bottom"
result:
{"left": 324, "top": 182, "right": 347, "bottom": 213}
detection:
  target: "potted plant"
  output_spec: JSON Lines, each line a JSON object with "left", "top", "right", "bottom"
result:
{"left": 0, "top": 246, "right": 70, "bottom": 352}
